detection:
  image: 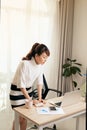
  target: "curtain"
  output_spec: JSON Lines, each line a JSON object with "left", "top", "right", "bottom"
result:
{"left": 57, "top": 0, "right": 74, "bottom": 95}
{"left": 0, "top": 0, "right": 59, "bottom": 100}
{"left": 0, "top": 0, "right": 59, "bottom": 109}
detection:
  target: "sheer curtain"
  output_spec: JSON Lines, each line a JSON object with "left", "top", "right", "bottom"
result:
{"left": 0, "top": 0, "right": 59, "bottom": 93}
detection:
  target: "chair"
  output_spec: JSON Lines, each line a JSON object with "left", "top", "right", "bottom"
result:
{"left": 27, "top": 74, "right": 62, "bottom": 130}
{"left": 42, "top": 74, "right": 62, "bottom": 99}
{"left": 31, "top": 74, "right": 62, "bottom": 99}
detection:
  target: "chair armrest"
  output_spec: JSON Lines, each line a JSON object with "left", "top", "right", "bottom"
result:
{"left": 48, "top": 88, "right": 62, "bottom": 97}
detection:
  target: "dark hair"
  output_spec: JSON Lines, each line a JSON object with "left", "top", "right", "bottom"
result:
{"left": 22, "top": 43, "right": 50, "bottom": 60}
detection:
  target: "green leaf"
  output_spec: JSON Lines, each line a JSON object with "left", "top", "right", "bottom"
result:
{"left": 67, "top": 58, "right": 72, "bottom": 61}
{"left": 70, "top": 67, "right": 77, "bottom": 74}
{"left": 62, "top": 63, "right": 71, "bottom": 68}
{"left": 62, "top": 68, "right": 72, "bottom": 77}
{"left": 74, "top": 63, "right": 82, "bottom": 66}
{"left": 72, "top": 81, "right": 77, "bottom": 87}
{"left": 67, "top": 58, "right": 77, "bottom": 63}
{"left": 71, "top": 66, "right": 81, "bottom": 73}
{"left": 71, "top": 59, "right": 77, "bottom": 62}
{"left": 74, "top": 66, "right": 81, "bottom": 72}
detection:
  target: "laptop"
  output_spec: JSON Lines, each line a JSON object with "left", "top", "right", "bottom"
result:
{"left": 61, "top": 90, "right": 81, "bottom": 107}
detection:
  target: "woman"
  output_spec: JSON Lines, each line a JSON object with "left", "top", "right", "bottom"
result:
{"left": 9, "top": 43, "right": 50, "bottom": 130}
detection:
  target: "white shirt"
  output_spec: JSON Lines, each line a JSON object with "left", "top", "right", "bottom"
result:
{"left": 12, "top": 58, "right": 43, "bottom": 88}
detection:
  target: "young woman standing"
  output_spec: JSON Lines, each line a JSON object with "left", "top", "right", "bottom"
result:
{"left": 9, "top": 43, "right": 50, "bottom": 130}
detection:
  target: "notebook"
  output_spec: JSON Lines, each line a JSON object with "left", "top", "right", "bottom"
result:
{"left": 61, "top": 90, "right": 81, "bottom": 107}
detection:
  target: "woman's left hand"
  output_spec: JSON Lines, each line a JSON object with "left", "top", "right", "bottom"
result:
{"left": 39, "top": 99, "right": 46, "bottom": 104}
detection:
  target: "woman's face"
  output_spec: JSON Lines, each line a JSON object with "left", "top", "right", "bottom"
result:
{"left": 35, "top": 52, "right": 48, "bottom": 65}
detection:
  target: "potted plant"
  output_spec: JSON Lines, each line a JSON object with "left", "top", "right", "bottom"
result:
{"left": 62, "top": 58, "right": 82, "bottom": 88}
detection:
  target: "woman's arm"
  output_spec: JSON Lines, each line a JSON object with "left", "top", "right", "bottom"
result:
{"left": 20, "top": 88, "right": 31, "bottom": 100}
{"left": 37, "top": 84, "right": 46, "bottom": 104}
{"left": 37, "top": 84, "right": 42, "bottom": 101}
{"left": 21, "top": 88, "right": 40, "bottom": 105}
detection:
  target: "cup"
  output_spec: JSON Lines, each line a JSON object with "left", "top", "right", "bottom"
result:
{"left": 25, "top": 98, "right": 33, "bottom": 109}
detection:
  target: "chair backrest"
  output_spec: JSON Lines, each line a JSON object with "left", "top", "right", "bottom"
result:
{"left": 42, "top": 74, "right": 62, "bottom": 99}
{"left": 42, "top": 74, "right": 49, "bottom": 99}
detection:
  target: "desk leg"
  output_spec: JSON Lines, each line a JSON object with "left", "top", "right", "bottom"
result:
{"left": 14, "top": 112, "right": 20, "bottom": 130}
{"left": 76, "top": 116, "right": 79, "bottom": 130}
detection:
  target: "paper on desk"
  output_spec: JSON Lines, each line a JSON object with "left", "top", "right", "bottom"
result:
{"left": 36, "top": 107, "right": 65, "bottom": 114}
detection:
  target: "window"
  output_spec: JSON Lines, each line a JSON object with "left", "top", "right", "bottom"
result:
{"left": 0, "top": 0, "right": 59, "bottom": 85}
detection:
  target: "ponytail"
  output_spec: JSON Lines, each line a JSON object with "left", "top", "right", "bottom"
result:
{"left": 22, "top": 42, "right": 50, "bottom": 60}
{"left": 22, "top": 43, "right": 39, "bottom": 60}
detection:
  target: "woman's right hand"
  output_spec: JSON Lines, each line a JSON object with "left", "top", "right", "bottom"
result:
{"left": 33, "top": 99, "right": 39, "bottom": 105}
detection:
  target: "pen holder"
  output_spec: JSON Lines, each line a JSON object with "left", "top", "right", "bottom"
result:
{"left": 25, "top": 98, "right": 33, "bottom": 109}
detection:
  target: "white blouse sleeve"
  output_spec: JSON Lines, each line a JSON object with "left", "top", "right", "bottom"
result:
{"left": 37, "top": 73, "right": 43, "bottom": 86}
{"left": 16, "top": 62, "right": 26, "bottom": 88}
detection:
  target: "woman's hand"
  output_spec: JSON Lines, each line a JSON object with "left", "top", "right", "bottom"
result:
{"left": 39, "top": 99, "right": 46, "bottom": 104}
{"left": 33, "top": 99, "right": 39, "bottom": 105}
{"left": 33, "top": 99, "right": 46, "bottom": 105}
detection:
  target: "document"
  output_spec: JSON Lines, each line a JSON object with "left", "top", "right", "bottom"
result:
{"left": 36, "top": 107, "right": 65, "bottom": 114}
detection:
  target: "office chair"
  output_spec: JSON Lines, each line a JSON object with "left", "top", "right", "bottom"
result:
{"left": 27, "top": 74, "right": 62, "bottom": 130}
{"left": 31, "top": 74, "right": 62, "bottom": 99}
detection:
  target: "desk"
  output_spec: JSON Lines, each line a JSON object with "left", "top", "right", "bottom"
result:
{"left": 14, "top": 97, "right": 86, "bottom": 130}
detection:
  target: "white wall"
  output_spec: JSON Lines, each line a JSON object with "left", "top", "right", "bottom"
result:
{"left": 56, "top": 1, "right": 86, "bottom": 130}
{"left": 72, "top": 0, "right": 87, "bottom": 79}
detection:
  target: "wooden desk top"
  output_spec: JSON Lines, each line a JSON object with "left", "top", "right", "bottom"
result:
{"left": 14, "top": 97, "right": 86, "bottom": 126}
